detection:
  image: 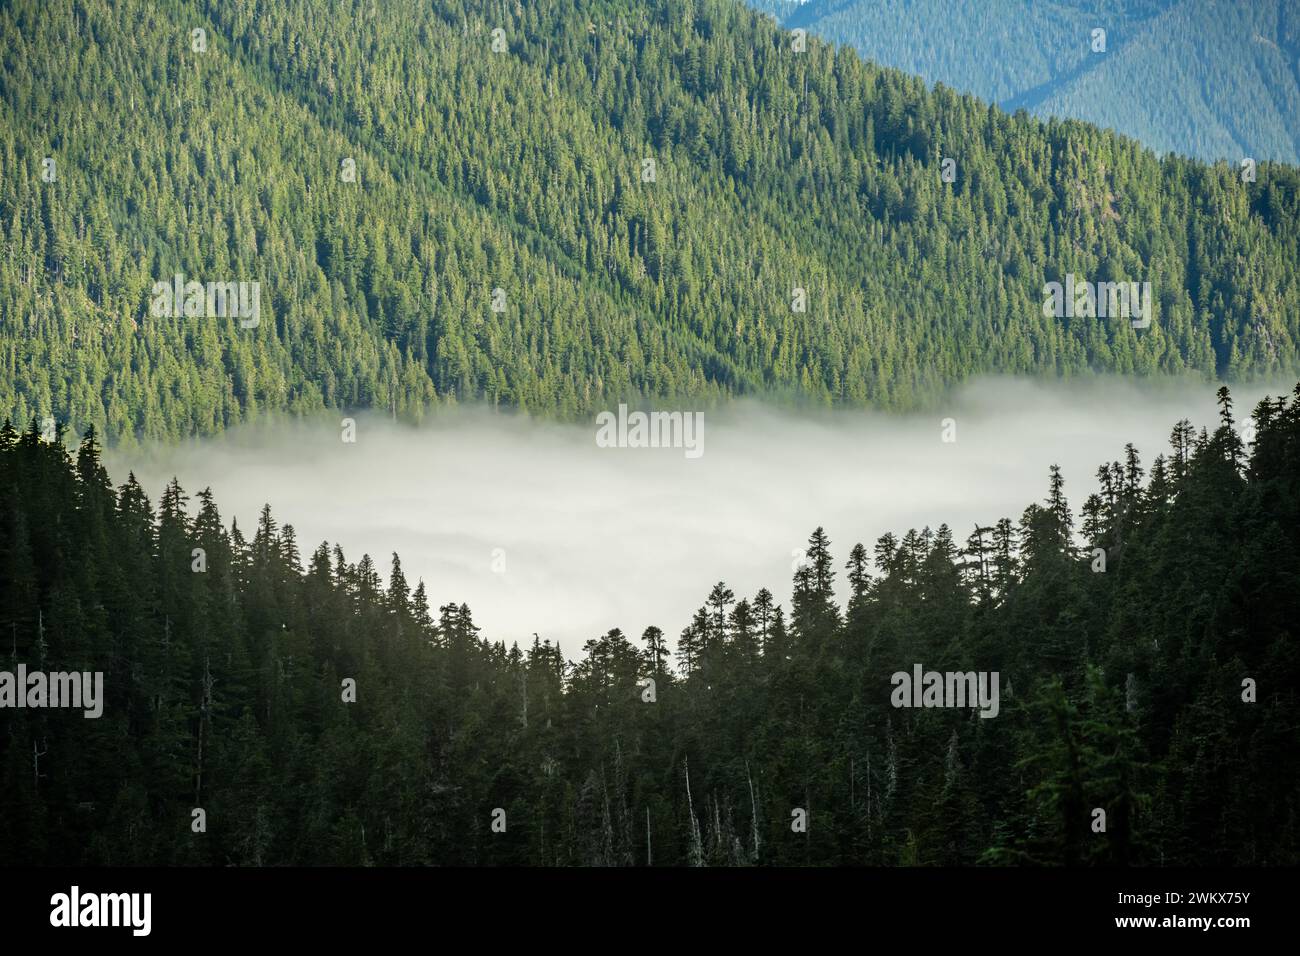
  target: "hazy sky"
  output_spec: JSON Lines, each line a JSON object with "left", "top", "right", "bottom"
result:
{"left": 110, "top": 376, "right": 1291, "bottom": 656}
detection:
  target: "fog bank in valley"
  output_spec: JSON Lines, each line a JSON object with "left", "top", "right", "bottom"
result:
{"left": 110, "top": 377, "right": 1291, "bottom": 655}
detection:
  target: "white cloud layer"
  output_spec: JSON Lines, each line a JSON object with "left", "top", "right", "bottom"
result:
{"left": 110, "top": 376, "right": 1294, "bottom": 656}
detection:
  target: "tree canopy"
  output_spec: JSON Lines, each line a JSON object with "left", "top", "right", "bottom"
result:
{"left": 2, "top": 383, "right": 1295, "bottom": 865}
{"left": 2, "top": 0, "right": 1298, "bottom": 443}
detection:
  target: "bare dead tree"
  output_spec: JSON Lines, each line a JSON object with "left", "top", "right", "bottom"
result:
{"left": 684, "top": 757, "right": 703, "bottom": 866}
{"left": 746, "top": 759, "right": 761, "bottom": 861}
{"left": 33, "top": 739, "right": 48, "bottom": 795}
{"left": 195, "top": 655, "right": 214, "bottom": 805}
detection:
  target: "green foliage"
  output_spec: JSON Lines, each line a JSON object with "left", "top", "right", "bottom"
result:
{"left": 3, "top": 0, "right": 1299, "bottom": 443}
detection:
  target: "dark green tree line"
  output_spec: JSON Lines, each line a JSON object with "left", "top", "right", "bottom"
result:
{"left": 1, "top": 384, "right": 1296, "bottom": 865}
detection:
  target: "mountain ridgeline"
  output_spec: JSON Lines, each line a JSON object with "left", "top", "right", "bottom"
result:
{"left": 0, "top": 384, "right": 1297, "bottom": 865}
{"left": 2, "top": 0, "right": 1299, "bottom": 441}
{"left": 756, "top": 0, "right": 1300, "bottom": 164}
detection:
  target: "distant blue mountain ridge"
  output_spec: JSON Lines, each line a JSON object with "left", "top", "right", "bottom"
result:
{"left": 750, "top": 0, "right": 1300, "bottom": 163}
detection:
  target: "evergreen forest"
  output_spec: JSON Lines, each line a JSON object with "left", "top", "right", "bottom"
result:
{"left": 2, "top": 0, "right": 1299, "bottom": 443}
{"left": 0, "top": 384, "right": 1295, "bottom": 865}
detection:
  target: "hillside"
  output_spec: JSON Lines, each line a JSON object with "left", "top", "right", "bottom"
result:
{"left": 761, "top": 0, "right": 1300, "bottom": 163}
{"left": 2, "top": 0, "right": 1299, "bottom": 442}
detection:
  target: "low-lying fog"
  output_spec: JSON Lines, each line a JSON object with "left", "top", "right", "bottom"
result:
{"left": 110, "top": 376, "right": 1293, "bottom": 655}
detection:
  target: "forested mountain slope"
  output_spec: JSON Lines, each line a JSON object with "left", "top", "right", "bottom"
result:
{"left": 759, "top": 0, "right": 1300, "bottom": 164}
{"left": 3, "top": 0, "right": 1299, "bottom": 442}
{"left": 1, "top": 386, "right": 1295, "bottom": 864}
